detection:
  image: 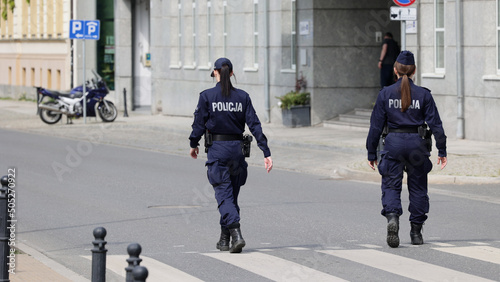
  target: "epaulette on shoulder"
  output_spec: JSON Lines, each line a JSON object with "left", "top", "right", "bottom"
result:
{"left": 422, "top": 87, "right": 431, "bottom": 93}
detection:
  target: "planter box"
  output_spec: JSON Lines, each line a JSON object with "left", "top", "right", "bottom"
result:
{"left": 282, "top": 105, "right": 311, "bottom": 128}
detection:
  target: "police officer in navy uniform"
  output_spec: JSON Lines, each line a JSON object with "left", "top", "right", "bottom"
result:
{"left": 189, "top": 58, "right": 273, "bottom": 253}
{"left": 366, "top": 51, "right": 448, "bottom": 248}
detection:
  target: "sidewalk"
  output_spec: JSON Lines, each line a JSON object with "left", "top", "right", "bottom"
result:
{"left": 1, "top": 99, "right": 500, "bottom": 281}
{"left": 2, "top": 99, "right": 499, "bottom": 184}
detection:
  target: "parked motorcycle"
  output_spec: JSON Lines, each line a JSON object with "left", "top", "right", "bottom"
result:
{"left": 36, "top": 70, "right": 117, "bottom": 124}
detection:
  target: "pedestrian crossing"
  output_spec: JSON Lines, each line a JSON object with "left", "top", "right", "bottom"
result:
{"left": 84, "top": 241, "right": 500, "bottom": 281}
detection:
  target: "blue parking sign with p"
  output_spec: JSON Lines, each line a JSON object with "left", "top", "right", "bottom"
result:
{"left": 70, "top": 20, "right": 100, "bottom": 40}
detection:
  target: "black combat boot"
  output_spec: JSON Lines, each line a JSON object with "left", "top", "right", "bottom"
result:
{"left": 386, "top": 213, "right": 400, "bottom": 248}
{"left": 216, "top": 227, "right": 230, "bottom": 251}
{"left": 228, "top": 223, "right": 246, "bottom": 253}
{"left": 410, "top": 222, "right": 424, "bottom": 245}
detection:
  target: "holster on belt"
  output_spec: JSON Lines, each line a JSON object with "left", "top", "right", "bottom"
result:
{"left": 204, "top": 130, "right": 213, "bottom": 153}
{"left": 418, "top": 124, "right": 433, "bottom": 152}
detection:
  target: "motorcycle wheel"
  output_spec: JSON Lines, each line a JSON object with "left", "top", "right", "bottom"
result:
{"left": 39, "top": 102, "right": 62, "bottom": 124}
{"left": 98, "top": 101, "right": 117, "bottom": 122}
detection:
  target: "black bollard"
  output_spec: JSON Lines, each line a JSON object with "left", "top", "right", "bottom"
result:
{"left": 125, "top": 243, "right": 142, "bottom": 282}
{"left": 91, "top": 227, "right": 107, "bottom": 282}
{"left": 132, "top": 266, "right": 148, "bottom": 282}
{"left": 123, "top": 88, "right": 129, "bottom": 117}
{"left": 0, "top": 176, "right": 10, "bottom": 281}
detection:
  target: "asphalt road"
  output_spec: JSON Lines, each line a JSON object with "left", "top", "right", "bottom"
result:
{"left": 1, "top": 128, "right": 499, "bottom": 281}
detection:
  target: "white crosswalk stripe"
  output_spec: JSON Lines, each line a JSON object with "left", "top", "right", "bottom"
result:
{"left": 82, "top": 255, "right": 203, "bottom": 282}
{"left": 83, "top": 244, "right": 500, "bottom": 281}
{"left": 318, "top": 249, "right": 495, "bottom": 282}
{"left": 202, "top": 251, "right": 347, "bottom": 281}
{"left": 433, "top": 246, "right": 500, "bottom": 265}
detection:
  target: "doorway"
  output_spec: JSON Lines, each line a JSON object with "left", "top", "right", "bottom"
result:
{"left": 133, "top": 0, "right": 151, "bottom": 109}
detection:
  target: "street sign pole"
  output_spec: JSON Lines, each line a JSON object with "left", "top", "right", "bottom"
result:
{"left": 390, "top": 5, "right": 416, "bottom": 51}
{"left": 83, "top": 39, "right": 86, "bottom": 124}
{"left": 401, "top": 20, "right": 406, "bottom": 50}
{"left": 69, "top": 19, "right": 100, "bottom": 125}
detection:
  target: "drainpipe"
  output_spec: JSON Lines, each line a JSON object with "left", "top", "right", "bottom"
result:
{"left": 263, "top": 0, "right": 271, "bottom": 122}
{"left": 456, "top": 0, "right": 465, "bottom": 139}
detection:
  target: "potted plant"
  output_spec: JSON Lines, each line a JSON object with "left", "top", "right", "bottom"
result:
{"left": 276, "top": 75, "right": 311, "bottom": 127}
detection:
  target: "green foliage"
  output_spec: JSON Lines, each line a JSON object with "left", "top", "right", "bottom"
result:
{"left": 276, "top": 91, "right": 310, "bottom": 110}
{"left": 2, "top": 0, "right": 29, "bottom": 21}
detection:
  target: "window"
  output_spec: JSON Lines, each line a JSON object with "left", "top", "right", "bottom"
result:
{"left": 57, "top": 70, "right": 61, "bottom": 89}
{"left": 55, "top": 0, "right": 63, "bottom": 37}
{"left": 22, "top": 68, "right": 26, "bottom": 86}
{"left": 281, "top": 0, "right": 296, "bottom": 71}
{"left": 291, "top": 0, "right": 296, "bottom": 70}
{"left": 31, "top": 68, "right": 35, "bottom": 86}
{"left": 223, "top": 1, "right": 227, "bottom": 55}
{"left": 170, "top": 0, "right": 182, "bottom": 68}
{"left": 188, "top": 0, "right": 196, "bottom": 68}
{"left": 47, "top": 69, "right": 52, "bottom": 89}
{"left": 252, "top": 0, "right": 259, "bottom": 68}
{"left": 497, "top": 0, "right": 500, "bottom": 73}
{"left": 206, "top": 1, "right": 212, "bottom": 68}
{"left": 30, "top": 0, "right": 38, "bottom": 38}
{"left": 47, "top": 0, "right": 54, "bottom": 38}
{"left": 435, "top": 0, "right": 445, "bottom": 72}
{"left": 22, "top": 0, "right": 29, "bottom": 37}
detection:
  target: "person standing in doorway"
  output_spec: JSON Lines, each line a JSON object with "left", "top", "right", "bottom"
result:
{"left": 378, "top": 32, "right": 400, "bottom": 88}
{"left": 189, "top": 57, "right": 273, "bottom": 253}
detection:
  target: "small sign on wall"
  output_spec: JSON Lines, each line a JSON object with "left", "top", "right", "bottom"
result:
{"left": 299, "top": 21, "right": 310, "bottom": 35}
{"left": 406, "top": 21, "right": 417, "bottom": 33}
{"left": 144, "top": 53, "right": 151, "bottom": 67}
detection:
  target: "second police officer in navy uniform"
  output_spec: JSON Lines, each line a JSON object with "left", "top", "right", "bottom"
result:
{"left": 189, "top": 58, "right": 273, "bottom": 253}
{"left": 366, "top": 51, "right": 448, "bottom": 248}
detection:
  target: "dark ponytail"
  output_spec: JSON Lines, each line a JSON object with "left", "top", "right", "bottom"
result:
{"left": 394, "top": 61, "right": 416, "bottom": 112}
{"left": 219, "top": 65, "right": 235, "bottom": 97}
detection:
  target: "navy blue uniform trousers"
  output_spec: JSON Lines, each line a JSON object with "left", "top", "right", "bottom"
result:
{"left": 378, "top": 133, "right": 433, "bottom": 224}
{"left": 206, "top": 140, "right": 248, "bottom": 228}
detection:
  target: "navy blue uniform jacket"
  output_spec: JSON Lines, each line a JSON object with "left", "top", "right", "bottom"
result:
{"left": 189, "top": 82, "right": 271, "bottom": 158}
{"left": 366, "top": 78, "right": 447, "bottom": 161}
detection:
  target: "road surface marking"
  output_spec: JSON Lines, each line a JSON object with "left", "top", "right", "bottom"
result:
{"left": 82, "top": 255, "right": 203, "bottom": 282}
{"left": 433, "top": 246, "right": 500, "bottom": 265}
{"left": 319, "top": 249, "right": 494, "bottom": 282}
{"left": 287, "top": 247, "right": 310, "bottom": 251}
{"left": 469, "top": 242, "right": 490, "bottom": 246}
{"left": 357, "top": 244, "right": 382, "bottom": 249}
{"left": 203, "top": 251, "right": 347, "bottom": 281}
{"left": 430, "top": 242, "right": 456, "bottom": 247}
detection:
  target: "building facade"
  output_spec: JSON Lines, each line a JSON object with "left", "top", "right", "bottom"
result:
{"left": 0, "top": 0, "right": 111, "bottom": 99}
{"left": 0, "top": 0, "right": 72, "bottom": 99}
{"left": 1, "top": 0, "right": 499, "bottom": 141}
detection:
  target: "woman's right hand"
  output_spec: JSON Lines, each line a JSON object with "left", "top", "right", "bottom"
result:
{"left": 264, "top": 157, "right": 273, "bottom": 173}
{"left": 437, "top": 156, "right": 447, "bottom": 170}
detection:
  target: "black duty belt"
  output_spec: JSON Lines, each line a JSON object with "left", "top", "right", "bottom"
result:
{"left": 388, "top": 127, "right": 419, "bottom": 133}
{"left": 212, "top": 134, "right": 243, "bottom": 141}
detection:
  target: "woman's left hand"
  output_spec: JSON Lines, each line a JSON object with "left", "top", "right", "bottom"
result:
{"left": 368, "top": 160, "right": 378, "bottom": 170}
{"left": 190, "top": 147, "right": 199, "bottom": 159}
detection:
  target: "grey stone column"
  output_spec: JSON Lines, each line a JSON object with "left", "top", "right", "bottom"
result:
{"left": 114, "top": 0, "right": 134, "bottom": 112}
